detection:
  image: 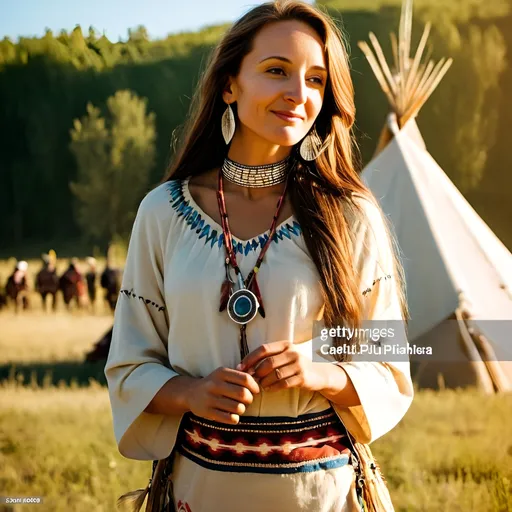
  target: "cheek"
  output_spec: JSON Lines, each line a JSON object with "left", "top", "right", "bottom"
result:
{"left": 238, "top": 80, "right": 278, "bottom": 118}
{"left": 308, "top": 93, "right": 324, "bottom": 118}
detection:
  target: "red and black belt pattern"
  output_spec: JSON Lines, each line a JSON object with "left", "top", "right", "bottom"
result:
{"left": 176, "top": 409, "right": 353, "bottom": 474}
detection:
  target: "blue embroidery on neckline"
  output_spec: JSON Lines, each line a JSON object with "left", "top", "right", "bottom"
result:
{"left": 166, "top": 180, "right": 302, "bottom": 256}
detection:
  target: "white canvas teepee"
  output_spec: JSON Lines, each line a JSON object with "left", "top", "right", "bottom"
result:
{"left": 359, "top": 0, "right": 512, "bottom": 392}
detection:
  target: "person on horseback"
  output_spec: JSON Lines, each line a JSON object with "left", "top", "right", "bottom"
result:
{"left": 101, "top": 263, "right": 121, "bottom": 313}
{"left": 86, "top": 257, "right": 98, "bottom": 313}
{"left": 59, "top": 259, "right": 84, "bottom": 311}
{"left": 5, "top": 260, "right": 30, "bottom": 313}
{"left": 36, "top": 253, "right": 59, "bottom": 312}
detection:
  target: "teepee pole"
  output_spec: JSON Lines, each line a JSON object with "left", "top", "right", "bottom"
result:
{"left": 455, "top": 308, "right": 495, "bottom": 394}
{"left": 358, "top": 41, "right": 397, "bottom": 109}
{"left": 358, "top": 0, "right": 452, "bottom": 144}
{"left": 369, "top": 33, "right": 399, "bottom": 97}
{"left": 403, "top": 23, "right": 432, "bottom": 106}
{"left": 403, "top": 58, "right": 453, "bottom": 122}
{"left": 390, "top": 32, "right": 399, "bottom": 74}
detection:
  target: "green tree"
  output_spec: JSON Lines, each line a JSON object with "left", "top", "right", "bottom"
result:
{"left": 69, "top": 90, "right": 156, "bottom": 248}
{"left": 423, "top": 21, "right": 507, "bottom": 192}
{"left": 128, "top": 25, "right": 150, "bottom": 42}
{"left": 1, "top": 9, "right": 511, "bottom": 252}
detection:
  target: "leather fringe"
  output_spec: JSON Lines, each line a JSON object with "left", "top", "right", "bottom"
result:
{"left": 145, "top": 459, "right": 170, "bottom": 511}
{"left": 219, "top": 279, "right": 231, "bottom": 312}
{"left": 116, "top": 457, "right": 176, "bottom": 512}
{"left": 116, "top": 485, "right": 150, "bottom": 511}
{"left": 249, "top": 275, "right": 265, "bottom": 318}
{"left": 353, "top": 442, "right": 395, "bottom": 512}
{"left": 239, "top": 325, "right": 249, "bottom": 359}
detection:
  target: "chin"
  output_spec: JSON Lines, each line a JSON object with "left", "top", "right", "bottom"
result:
{"left": 267, "top": 131, "right": 304, "bottom": 148}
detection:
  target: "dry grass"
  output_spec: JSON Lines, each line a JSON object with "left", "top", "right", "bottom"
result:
{"left": 1, "top": 308, "right": 511, "bottom": 511}
{"left": 0, "top": 313, "right": 113, "bottom": 364}
{"left": 0, "top": 381, "right": 152, "bottom": 512}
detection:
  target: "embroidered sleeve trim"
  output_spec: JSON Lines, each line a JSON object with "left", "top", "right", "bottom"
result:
{"left": 362, "top": 274, "right": 392, "bottom": 296}
{"left": 120, "top": 288, "right": 166, "bottom": 312}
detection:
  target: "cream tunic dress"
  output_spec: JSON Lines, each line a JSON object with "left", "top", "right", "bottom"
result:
{"left": 104, "top": 178, "right": 414, "bottom": 512}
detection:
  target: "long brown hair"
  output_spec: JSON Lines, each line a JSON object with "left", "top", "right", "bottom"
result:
{"left": 163, "top": 0, "right": 407, "bottom": 338}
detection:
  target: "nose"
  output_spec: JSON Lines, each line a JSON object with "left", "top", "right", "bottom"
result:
{"left": 283, "top": 74, "right": 308, "bottom": 105}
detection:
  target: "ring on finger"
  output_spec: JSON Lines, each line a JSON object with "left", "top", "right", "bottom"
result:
{"left": 275, "top": 367, "right": 283, "bottom": 381}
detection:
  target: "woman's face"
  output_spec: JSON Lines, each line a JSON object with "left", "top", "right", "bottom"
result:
{"left": 223, "top": 20, "right": 328, "bottom": 151}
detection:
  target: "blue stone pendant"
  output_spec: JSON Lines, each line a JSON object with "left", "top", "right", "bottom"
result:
{"left": 227, "top": 288, "right": 259, "bottom": 324}
{"left": 227, "top": 272, "right": 259, "bottom": 325}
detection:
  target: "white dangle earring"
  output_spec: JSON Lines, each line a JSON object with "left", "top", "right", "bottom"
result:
{"left": 221, "top": 103, "right": 236, "bottom": 145}
{"left": 299, "top": 125, "right": 328, "bottom": 161}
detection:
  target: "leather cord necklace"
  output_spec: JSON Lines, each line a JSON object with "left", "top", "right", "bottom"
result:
{"left": 216, "top": 167, "right": 290, "bottom": 360}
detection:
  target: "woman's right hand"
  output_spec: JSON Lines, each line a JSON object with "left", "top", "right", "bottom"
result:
{"left": 186, "top": 367, "right": 260, "bottom": 424}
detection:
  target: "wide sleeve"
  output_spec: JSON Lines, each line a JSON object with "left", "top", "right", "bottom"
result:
{"left": 332, "top": 195, "right": 414, "bottom": 445}
{"left": 104, "top": 188, "right": 183, "bottom": 461}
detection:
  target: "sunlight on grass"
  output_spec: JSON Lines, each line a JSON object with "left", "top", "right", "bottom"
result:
{"left": 1, "top": 311, "right": 511, "bottom": 511}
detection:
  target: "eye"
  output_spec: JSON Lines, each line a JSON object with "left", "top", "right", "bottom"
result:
{"left": 266, "top": 67, "right": 325, "bottom": 85}
{"left": 267, "top": 67, "right": 285, "bottom": 76}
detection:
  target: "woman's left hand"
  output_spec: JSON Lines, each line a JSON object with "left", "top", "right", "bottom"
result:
{"left": 237, "top": 340, "right": 326, "bottom": 392}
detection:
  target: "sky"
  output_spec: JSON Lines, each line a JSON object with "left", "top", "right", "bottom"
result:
{"left": 1, "top": 0, "right": 314, "bottom": 42}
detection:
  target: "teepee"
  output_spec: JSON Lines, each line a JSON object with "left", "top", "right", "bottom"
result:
{"left": 359, "top": 0, "right": 512, "bottom": 392}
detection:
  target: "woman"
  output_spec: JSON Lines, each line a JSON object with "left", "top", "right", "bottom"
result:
{"left": 105, "top": 1, "right": 414, "bottom": 510}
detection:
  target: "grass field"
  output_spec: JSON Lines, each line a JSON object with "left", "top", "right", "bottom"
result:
{"left": 1, "top": 308, "right": 511, "bottom": 511}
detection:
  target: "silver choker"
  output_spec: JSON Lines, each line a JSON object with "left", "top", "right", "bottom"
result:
{"left": 221, "top": 156, "right": 290, "bottom": 188}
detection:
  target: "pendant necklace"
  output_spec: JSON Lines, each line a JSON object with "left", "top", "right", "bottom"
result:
{"left": 216, "top": 165, "right": 290, "bottom": 360}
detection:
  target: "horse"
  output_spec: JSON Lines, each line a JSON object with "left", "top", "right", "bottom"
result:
{"left": 101, "top": 266, "right": 121, "bottom": 313}
{"left": 59, "top": 263, "right": 85, "bottom": 310}
{"left": 5, "top": 265, "right": 29, "bottom": 312}
{"left": 36, "top": 264, "right": 59, "bottom": 312}
{"left": 0, "top": 292, "right": 7, "bottom": 310}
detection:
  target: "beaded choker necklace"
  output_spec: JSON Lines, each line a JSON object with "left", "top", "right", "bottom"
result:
{"left": 221, "top": 156, "right": 290, "bottom": 188}
{"left": 216, "top": 167, "right": 290, "bottom": 360}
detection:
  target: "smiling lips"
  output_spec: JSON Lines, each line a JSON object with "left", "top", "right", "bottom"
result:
{"left": 272, "top": 111, "right": 304, "bottom": 123}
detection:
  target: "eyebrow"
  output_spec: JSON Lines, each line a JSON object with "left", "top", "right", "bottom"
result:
{"left": 259, "top": 56, "right": 327, "bottom": 73}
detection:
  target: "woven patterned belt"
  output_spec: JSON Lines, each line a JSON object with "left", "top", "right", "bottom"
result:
{"left": 175, "top": 409, "right": 352, "bottom": 474}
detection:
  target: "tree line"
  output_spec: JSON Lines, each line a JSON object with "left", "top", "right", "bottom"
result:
{"left": 1, "top": 1, "right": 511, "bottom": 253}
